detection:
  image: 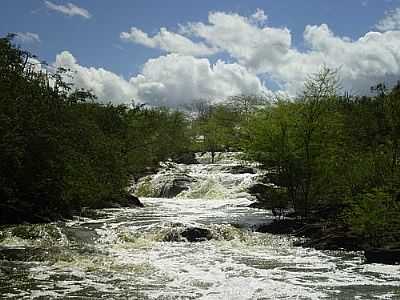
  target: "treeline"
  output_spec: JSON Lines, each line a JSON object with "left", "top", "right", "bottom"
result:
{"left": 2, "top": 34, "right": 399, "bottom": 247}
{"left": 0, "top": 36, "right": 190, "bottom": 224}
{"left": 184, "top": 67, "right": 400, "bottom": 247}
{"left": 188, "top": 95, "right": 266, "bottom": 162}
{"left": 241, "top": 68, "right": 400, "bottom": 247}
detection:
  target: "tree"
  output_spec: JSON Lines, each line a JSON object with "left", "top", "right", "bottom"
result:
{"left": 294, "top": 67, "right": 341, "bottom": 217}
{"left": 191, "top": 102, "right": 240, "bottom": 162}
{"left": 0, "top": 35, "right": 194, "bottom": 223}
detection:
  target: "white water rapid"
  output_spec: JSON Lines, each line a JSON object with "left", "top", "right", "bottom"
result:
{"left": 1, "top": 152, "right": 399, "bottom": 299}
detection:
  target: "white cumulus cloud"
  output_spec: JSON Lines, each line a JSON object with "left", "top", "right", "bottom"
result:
{"left": 278, "top": 24, "right": 400, "bottom": 94}
{"left": 55, "top": 51, "right": 136, "bottom": 104}
{"left": 54, "top": 51, "right": 271, "bottom": 107}
{"left": 44, "top": 1, "right": 91, "bottom": 19}
{"left": 184, "top": 11, "right": 291, "bottom": 73}
{"left": 120, "top": 27, "right": 218, "bottom": 56}
{"left": 130, "top": 54, "right": 272, "bottom": 106}
{"left": 53, "top": 9, "right": 400, "bottom": 105}
{"left": 181, "top": 11, "right": 400, "bottom": 95}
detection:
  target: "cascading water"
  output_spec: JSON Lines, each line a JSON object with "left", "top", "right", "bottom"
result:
{"left": 1, "top": 152, "right": 400, "bottom": 299}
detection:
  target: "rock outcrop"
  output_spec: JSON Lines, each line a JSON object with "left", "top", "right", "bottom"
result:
{"left": 126, "top": 194, "right": 144, "bottom": 207}
{"left": 364, "top": 248, "right": 400, "bottom": 264}
{"left": 163, "top": 226, "right": 213, "bottom": 242}
{"left": 221, "top": 165, "right": 255, "bottom": 174}
{"left": 135, "top": 171, "right": 196, "bottom": 198}
{"left": 159, "top": 174, "right": 195, "bottom": 198}
{"left": 173, "top": 152, "right": 198, "bottom": 164}
{"left": 255, "top": 220, "right": 304, "bottom": 235}
{"left": 181, "top": 227, "right": 213, "bottom": 242}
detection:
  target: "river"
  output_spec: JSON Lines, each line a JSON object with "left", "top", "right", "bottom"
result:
{"left": 1, "top": 153, "right": 399, "bottom": 299}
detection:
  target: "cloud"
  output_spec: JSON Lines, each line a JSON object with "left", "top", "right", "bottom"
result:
{"left": 376, "top": 8, "right": 400, "bottom": 31}
{"left": 182, "top": 11, "right": 400, "bottom": 95}
{"left": 54, "top": 51, "right": 271, "bottom": 107}
{"left": 281, "top": 24, "right": 400, "bottom": 94}
{"left": 183, "top": 11, "right": 291, "bottom": 73}
{"left": 130, "top": 54, "right": 272, "bottom": 106}
{"left": 44, "top": 1, "right": 91, "bottom": 19}
{"left": 15, "top": 32, "right": 41, "bottom": 44}
{"left": 55, "top": 9, "right": 400, "bottom": 105}
{"left": 120, "top": 27, "right": 218, "bottom": 56}
{"left": 55, "top": 51, "right": 136, "bottom": 104}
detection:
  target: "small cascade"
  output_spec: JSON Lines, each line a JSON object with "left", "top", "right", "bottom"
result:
{"left": 135, "top": 152, "right": 261, "bottom": 201}
{"left": 1, "top": 152, "right": 400, "bottom": 299}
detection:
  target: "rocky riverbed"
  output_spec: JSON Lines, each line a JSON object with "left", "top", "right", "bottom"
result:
{"left": 1, "top": 153, "right": 399, "bottom": 299}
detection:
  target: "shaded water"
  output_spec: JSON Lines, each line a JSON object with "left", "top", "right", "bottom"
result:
{"left": 1, "top": 153, "right": 400, "bottom": 299}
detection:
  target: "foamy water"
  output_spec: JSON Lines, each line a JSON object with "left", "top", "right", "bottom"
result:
{"left": 1, "top": 153, "right": 399, "bottom": 299}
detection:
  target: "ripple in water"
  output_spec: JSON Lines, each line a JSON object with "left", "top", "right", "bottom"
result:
{"left": 1, "top": 153, "right": 400, "bottom": 299}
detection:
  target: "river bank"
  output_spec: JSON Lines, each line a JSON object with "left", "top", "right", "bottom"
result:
{"left": 1, "top": 152, "right": 400, "bottom": 299}
{"left": 255, "top": 218, "right": 400, "bottom": 265}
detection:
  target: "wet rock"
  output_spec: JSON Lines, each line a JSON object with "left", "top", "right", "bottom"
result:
{"left": 181, "top": 227, "right": 213, "bottom": 242}
{"left": 291, "top": 224, "right": 366, "bottom": 251}
{"left": 99, "top": 193, "right": 144, "bottom": 209}
{"left": 173, "top": 152, "right": 198, "bottom": 164}
{"left": 247, "top": 183, "right": 275, "bottom": 209}
{"left": 248, "top": 183, "right": 271, "bottom": 195}
{"left": 78, "top": 207, "right": 109, "bottom": 219}
{"left": 293, "top": 223, "right": 324, "bottom": 239}
{"left": 299, "top": 233, "right": 364, "bottom": 251}
{"left": 364, "top": 248, "right": 400, "bottom": 264}
{"left": 135, "top": 172, "right": 196, "bottom": 198}
{"left": 248, "top": 201, "right": 269, "bottom": 209}
{"left": 63, "top": 226, "right": 99, "bottom": 244}
{"left": 126, "top": 194, "right": 144, "bottom": 207}
{"left": 247, "top": 183, "right": 288, "bottom": 211}
{"left": 255, "top": 220, "right": 304, "bottom": 235}
{"left": 0, "top": 247, "right": 54, "bottom": 262}
{"left": 162, "top": 227, "right": 213, "bottom": 242}
{"left": 163, "top": 229, "right": 183, "bottom": 242}
{"left": 159, "top": 174, "right": 195, "bottom": 198}
{"left": 222, "top": 165, "right": 255, "bottom": 174}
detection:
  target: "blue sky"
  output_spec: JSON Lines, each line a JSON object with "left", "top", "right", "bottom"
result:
{"left": 2, "top": 0, "right": 400, "bottom": 106}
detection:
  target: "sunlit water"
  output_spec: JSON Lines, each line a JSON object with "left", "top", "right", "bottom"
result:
{"left": 1, "top": 153, "right": 399, "bottom": 299}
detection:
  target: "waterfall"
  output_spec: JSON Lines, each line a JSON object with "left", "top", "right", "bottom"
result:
{"left": 1, "top": 152, "right": 400, "bottom": 299}
{"left": 135, "top": 152, "right": 261, "bottom": 201}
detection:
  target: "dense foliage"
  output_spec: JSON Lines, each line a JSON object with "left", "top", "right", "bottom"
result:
{"left": 0, "top": 36, "right": 190, "bottom": 224}
{"left": 1, "top": 35, "right": 399, "bottom": 248}
{"left": 241, "top": 68, "right": 400, "bottom": 247}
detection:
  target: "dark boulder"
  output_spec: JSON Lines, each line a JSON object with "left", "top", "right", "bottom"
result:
{"left": 163, "top": 227, "right": 213, "bottom": 242}
{"left": 247, "top": 183, "right": 274, "bottom": 209}
{"left": 248, "top": 183, "right": 272, "bottom": 195}
{"left": 181, "top": 227, "right": 213, "bottom": 242}
{"left": 293, "top": 223, "right": 324, "bottom": 239}
{"left": 160, "top": 175, "right": 194, "bottom": 198}
{"left": 0, "top": 246, "right": 56, "bottom": 262}
{"left": 163, "top": 230, "right": 183, "bottom": 242}
{"left": 173, "top": 152, "right": 198, "bottom": 164}
{"left": 126, "top": 194, "right": 144, "bottom": 207}
{"left": 255, "top": 220, "right": 304, "bottom": 235}
{"left": 106, "top": 194, "right": 144, "bottom": 208}
{"left": 247, "top": 184, "right": 288, "bottom": 210}
{"left": 299, "top": 233, "right": 364, "bottom": 251}
{"left": 365, "top": 248, "right": 400, "bottom": 264}
{"left": 248, "top": 201, "right": 269, "bottom": 209}
{"left": 292, "top": 224, "right": 366, "bottom": 251}
{"left": 222, "top": 165, "right": 255, "bottom": 174}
